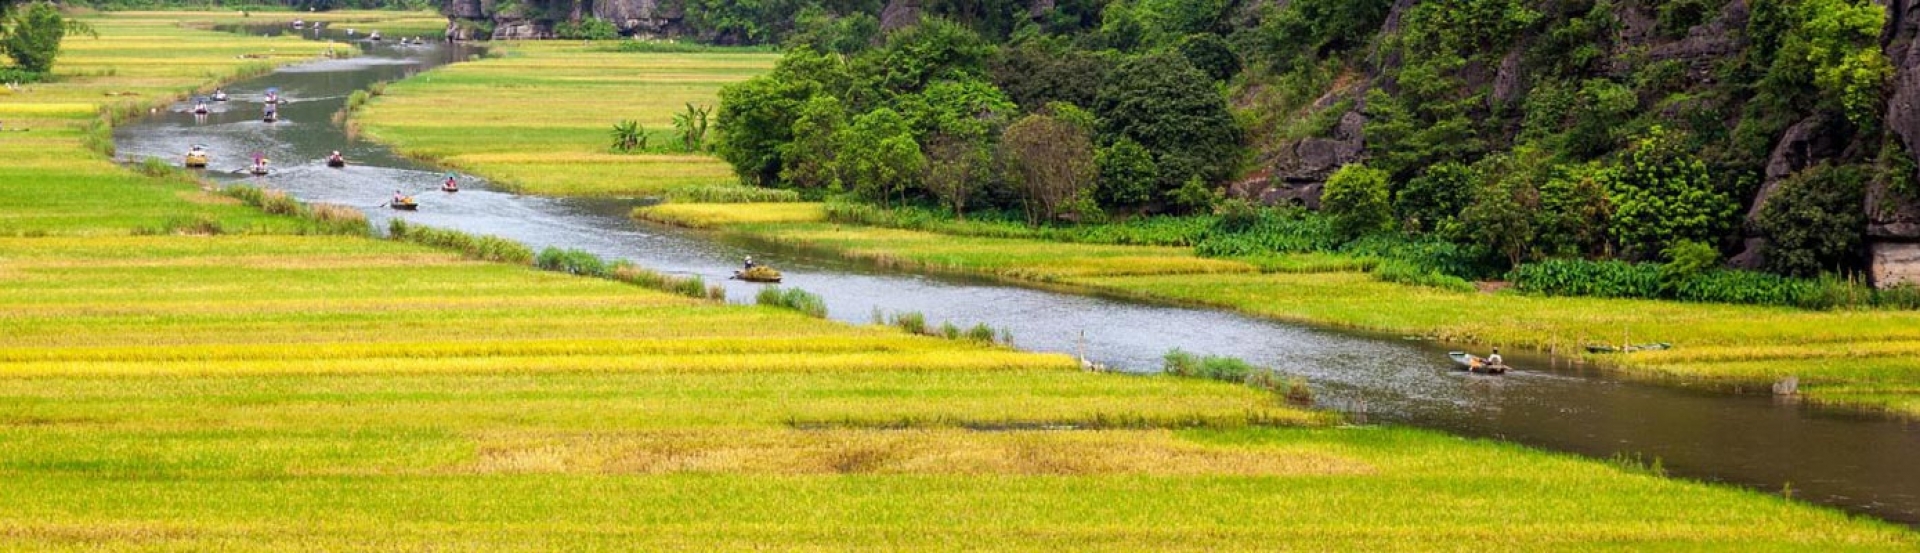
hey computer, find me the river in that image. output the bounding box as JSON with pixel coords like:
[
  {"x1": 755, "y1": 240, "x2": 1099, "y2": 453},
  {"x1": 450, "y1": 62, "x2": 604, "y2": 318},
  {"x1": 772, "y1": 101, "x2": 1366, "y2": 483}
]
[{"x1": 112, "y1": 26, "x2": 1920, "y2": 525}]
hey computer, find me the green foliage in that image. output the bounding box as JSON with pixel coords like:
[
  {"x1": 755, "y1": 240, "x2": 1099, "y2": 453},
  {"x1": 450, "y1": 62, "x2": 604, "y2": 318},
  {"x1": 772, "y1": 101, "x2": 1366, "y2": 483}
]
[
  {"x1": 1660, "y1": 240, "x2": 1720, "y2": 290},
  {"x1": 386, "y1": 219, "x2": 533, "y2": 265},
  {"x1": 1759, "y1": 163, "x2": 1868, "y2": 278},
  {"x1": 1095, "y1": 52, "x2": 1240, "y2": 192},
  {"x1": 1095, "y1": 138, "x2": 1157, "y2": 209},
  {"x1": 1785, "y1": 0, "x2": 1891, "y2": 126},
  {"x1": 1534, "y1": 162, "x2": 1612, "y2": 258},
  {"x1": 1000, "y1": 112, "x2": 1097, "y2": 224},
  {"x1": 1461, "y1": 153, "x2": 1542, "y2": 268},
  {"x1": 779, "y1": 95, "x2": 848, "y2": 190},
  {"x1": 1655, "y1": 0, "x2": 1714, "y2": 37},
  {"x1": 554, "y1": 17, "x2": 619, "y2": 40},
  {"x1": 1511, "y1": 259, "x2": 1663, "y2": 299},
  {"x1": 837, "y1": 107, "x2": 924, "y2": 206},
  {"x1": 610, "y1": 120, "x2": 647, "y2": 152},
  {"x1": 535, "y1": 247, "x2": 610, "y2": 276},
  {"x1": 755, "y1": 286, "x2": 830, "y2": 318},
  {"x1": 1239, "y1": 0, "x2": 1391, "y2": 73},
  {"x1": 1161, "y1": 348, "x2": 1259, "y2": 383},
  {"x1": 788, "y1": 5, "x2": 879, "y2": 55},
  {"x1": 2, "y1": 2, "x2": 77, "y2": 74},
  {"x1": 823, "y1": 201, "x2": 1214, "y2": 246},
  {"x1": 855, "y1": 17, "x2": 993, "y2": 96},
  {"x1": 899, "y1": 77, "x2": 1016, "y2": 143},
  {"x1": 716, "y1": 70, "x2": 816, "y2": 186},
  {"x1": 1176, "y1": 33, "x2": 1239, "y2": 82},
  {"x1": 1512, "y1": 258, "x2": 1883, "y2": 310},
  {"x1": 671, "y1": 103, "x2": 713, "y2": 153},
  {"x1": 1193, "y1": 206, "x2": 1339, "y2": 257},
  {"x1": 1373, "y1": 258, "x2": 1476, "y2": 292},
  {"x1": 989, "y1": 36, "x2": 1110, "y2": 111},
  {"x1": 1394, "y1": 161, "x2": 1474, "y2": 235},
  {"x1": 1602, "y1": 127, "x2": 1732, "y2": 260},
  {"x1": 1320, "y1": 164, "x2": 1393, "y2": 240}
]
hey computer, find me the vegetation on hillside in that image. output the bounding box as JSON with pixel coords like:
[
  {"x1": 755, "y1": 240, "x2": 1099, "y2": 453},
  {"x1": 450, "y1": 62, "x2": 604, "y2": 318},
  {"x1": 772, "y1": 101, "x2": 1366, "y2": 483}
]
[{"x1": 685, "y1": 0, "x2": 1920, "y2": 307}]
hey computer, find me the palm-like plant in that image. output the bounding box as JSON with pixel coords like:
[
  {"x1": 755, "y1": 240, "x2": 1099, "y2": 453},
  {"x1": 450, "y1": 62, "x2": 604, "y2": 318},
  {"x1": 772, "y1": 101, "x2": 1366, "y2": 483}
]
[
  {"x1": 610, "y1": 119, "x2": 646, "y2": 152},
  {"x1": 671, "y1": 103, "x2": 711, "y2": 152}
]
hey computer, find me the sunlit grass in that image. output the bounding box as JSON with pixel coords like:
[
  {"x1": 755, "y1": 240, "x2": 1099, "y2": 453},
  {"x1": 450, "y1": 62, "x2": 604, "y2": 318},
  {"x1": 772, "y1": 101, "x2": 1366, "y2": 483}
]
[
  {"x1": 635, "y1": 202, "x2": 828, "y2": 228},
  {"x1": 2, "y1": 14, "x2": 1912, "y2": 548},
  {"x1": 356, "y1": 42, "x2": 776, "y2": 197}
]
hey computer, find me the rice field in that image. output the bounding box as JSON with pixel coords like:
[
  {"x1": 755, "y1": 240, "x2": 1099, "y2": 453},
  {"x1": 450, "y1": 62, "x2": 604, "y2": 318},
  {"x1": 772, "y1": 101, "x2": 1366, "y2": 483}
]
[
  {"x1": 8, "y1": 12, "x2": 1912, "y2": 549},
  {"x1": 354, "y1": 41, "x2": 775, "y2": 197},
  {"x1": 629, "y1": 203, "x2": 1920, "y2": 415}
]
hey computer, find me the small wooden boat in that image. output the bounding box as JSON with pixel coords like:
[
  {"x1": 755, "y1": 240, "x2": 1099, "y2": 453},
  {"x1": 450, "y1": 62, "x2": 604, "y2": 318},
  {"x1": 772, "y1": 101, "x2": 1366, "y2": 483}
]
[
  {"x1": 326, "y1": 157, "x2": 346, "y2": 168},
  {"x1": 441, "y1": 184, "x2": 459, "y2": 192},
  {"x1": 1448, "y1": 351, "x2": 1509, "y2": 374},
  {"x1": 192, "y1": 105, "x2": 209, "y2": 114},
  {"x1": 732, "y1": 266, "x2": 783, "y2": 283},
  {"x1": 1585, "y1": 342, "x2": 1672, "y2": 354},
  {"x1": 248, "y1": 166, "x2": 269, "y2": 176},
  {"x1": 263, "y1": 113, "x2": 278, "y2": 123},
  {"x1": 212, "y1": 91, "x2": 229, "y2": 102},
  {"x1": 390, "y1": 199, "x2": 418, "y2": 211},
  {"x1": 184, "y1": 145, "x2": 210, "y2": 168}
]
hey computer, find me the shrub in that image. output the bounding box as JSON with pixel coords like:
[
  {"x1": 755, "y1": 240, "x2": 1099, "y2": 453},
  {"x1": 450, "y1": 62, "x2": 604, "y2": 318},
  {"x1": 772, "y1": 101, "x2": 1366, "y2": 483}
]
[
  {"x1": 889, "y1": 311, "x2": 928, "y2": 335},
  {"x1": 609, "y1": 261, "x2": 711, "y2": 299},
  {"x1": 755, "y1": 286, "x2": 829, "y2": 318},
  {"x1": 1321, "y1": 163, "x2": 1395, "y2": 240},
  {"x1": 1194, "y1": 206, "x2": 1339, "y2": 257},
  {"x1": 1373, "y1": 259, "x2": 1476, "y2": 293},
  {"x1": 966, "y1": 323, "x2": 996, "y2": 343},
  {"x1": 387, "y1": 219, "x2": 533, "y2": 264},
  {"x1": 1758, "y1": 164, "x2": 1868, "y2": 278},
  {"x1": 1511, "y1": 259, "x2": 1663, "y2": 299},
  {"x1": 536, "y1": 247, "x2": 610, "y2": 276}
]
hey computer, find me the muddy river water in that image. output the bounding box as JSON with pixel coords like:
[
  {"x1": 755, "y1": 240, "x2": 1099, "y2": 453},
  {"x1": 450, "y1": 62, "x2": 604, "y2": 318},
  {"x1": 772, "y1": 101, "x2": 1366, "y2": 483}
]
[{"x1": 113, "y1": 27, "x2": 1920, "y2": 524}]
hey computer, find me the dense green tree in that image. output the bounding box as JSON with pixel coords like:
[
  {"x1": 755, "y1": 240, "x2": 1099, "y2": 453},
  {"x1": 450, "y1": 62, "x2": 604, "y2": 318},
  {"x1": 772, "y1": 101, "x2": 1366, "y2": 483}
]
[
  {"x1": 1095, "y1": 138, "x2": 1157, "y2": 209},
  {"x1": 989, "y1": 36, "x2": 1111, "y2": 111},
  {"x1": 1001, "y1": 112, "x2": 1097, "y2": 224},
  {"x1": 897, "y1": 78, "x2": 1016, "y2": 143},
  {"x1": 1461, "y1": 154, "x2": 1541, "y2": 268},
  {"x1": 923, "y1": 131, "x2": 991, "y2": 219},
  {"x1": 1321, "y1": 164, "x2": 1394, "y2": 240},
  {"x1": 1394, "y1": 161, "x2": 1475, "y2": 235},
  {"x1": 779, "y1": 95, "x2": 849, "y2": 190},
  {"x1": 2, "y1": 1, "x2": 86, "y2": 76},
  {"x1": 854, "y1": 17, "x2": 993, "y2": 97},
  {"x1": 1603, "y1": 127, "x2": 1734, "y2": 260},
  {"x1": 1176, "y1": 33, "x2": 1239, "y2": 82},
  {"x1": 1535, "y1": 162, "x2": 1612, "y2": 258},
  {"x1": 1094, "y1": 52, "x2": 1239, "y2": 194},
  {"x1": 715, "y1": 75, "x2": 817, "y2": 187},
  {"x1": 1759, "y1": 163, "x2": 1868, "y2": 277},
  {"x1": 789, "y1": 6, "x2": 879, "y2": 55},
  {"x1": 837, "y1": 108, "x2": 924, "y2": 206},
  {"x1": 1239, "y1": 0, "x2": 1391, "y2": 72}
]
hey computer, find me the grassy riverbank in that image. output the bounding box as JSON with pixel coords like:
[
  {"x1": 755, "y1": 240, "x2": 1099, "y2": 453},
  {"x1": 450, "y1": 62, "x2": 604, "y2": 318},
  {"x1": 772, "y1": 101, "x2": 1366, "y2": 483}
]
[
  {"x1": 635, "y1": 203, "x2": 1920, "y2": 415},
  {"x1": 15, "y1": 16, "x2": 1873, "y2": 547},
  {"x1": 356, "y1": 41, "x2": 775, "y2": 197}
]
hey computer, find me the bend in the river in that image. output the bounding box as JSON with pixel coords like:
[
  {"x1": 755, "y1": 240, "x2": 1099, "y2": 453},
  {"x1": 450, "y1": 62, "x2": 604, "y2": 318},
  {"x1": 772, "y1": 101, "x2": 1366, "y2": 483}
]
[{"x1": 112, "y1": 27, "x2": 1920, "y2": 526}]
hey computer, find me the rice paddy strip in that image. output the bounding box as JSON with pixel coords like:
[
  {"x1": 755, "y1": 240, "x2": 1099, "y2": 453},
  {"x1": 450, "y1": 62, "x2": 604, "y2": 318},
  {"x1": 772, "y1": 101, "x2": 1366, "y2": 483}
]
[
  {"x1": 354, "y1": 41, "x2": 776, "y2": 197},
  {"x1": 2, "y1": 12, "x2": 1910, "y2": 548},
  {"x1": 627, "y1": 201, "x2": 1920, "y2": 414}
]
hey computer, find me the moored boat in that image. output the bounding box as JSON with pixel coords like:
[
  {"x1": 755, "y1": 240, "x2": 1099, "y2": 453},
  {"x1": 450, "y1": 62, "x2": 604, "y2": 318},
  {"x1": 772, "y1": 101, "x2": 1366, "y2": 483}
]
[
  {"x1": 183, "y1": 145, "x2": 210, "y2": 168},
  {"x1": 732, "y1": 266, "x2": 783, "y2": 283},
  {"x1": 1448, "y1": 351, "x2": 1509, "y2": 374},
  {"x1": 390, "y1": 199, "x2": 418, "y2": 211}
]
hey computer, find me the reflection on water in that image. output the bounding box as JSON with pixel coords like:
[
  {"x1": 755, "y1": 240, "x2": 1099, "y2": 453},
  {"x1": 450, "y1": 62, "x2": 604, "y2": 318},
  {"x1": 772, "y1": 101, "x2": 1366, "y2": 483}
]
[{"x1": 113, "y1": 29, "x2": 1920, "y2": 525}]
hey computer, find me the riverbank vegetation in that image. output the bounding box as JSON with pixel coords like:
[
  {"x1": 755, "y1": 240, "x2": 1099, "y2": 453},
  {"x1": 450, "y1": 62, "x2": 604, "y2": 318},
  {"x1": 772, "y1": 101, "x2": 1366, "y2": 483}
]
[{"x1": 5, "y1": 12, "x2": 1917, "y2": 548}]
